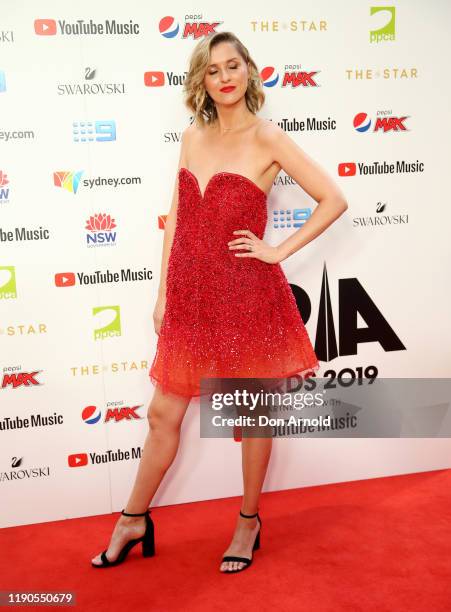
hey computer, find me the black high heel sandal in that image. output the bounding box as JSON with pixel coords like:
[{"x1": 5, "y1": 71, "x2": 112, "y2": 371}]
[
  {"x1": 91, "y1": 508, "x2": 155, "y2": 568},
  {"x1": 220, "y1": 510, "x2": 262, "y2": 573}
]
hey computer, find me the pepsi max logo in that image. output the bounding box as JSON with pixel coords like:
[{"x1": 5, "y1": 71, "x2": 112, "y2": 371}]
[
  {"x1": 158, "y1": 16, "x2": 222, "y2": 39},
  {"x1": 261, "y1": 66, "x2": 279, "y2": 87}
]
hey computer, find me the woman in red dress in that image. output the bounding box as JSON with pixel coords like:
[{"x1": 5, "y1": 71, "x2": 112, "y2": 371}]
[{"x1": 92, "y1": 31, "x2": 348, "y2": 573}]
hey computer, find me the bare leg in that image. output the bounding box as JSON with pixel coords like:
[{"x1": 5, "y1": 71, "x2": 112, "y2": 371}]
[
  {"x1": 91, "y1": 384, "x2": 191, "y2": 565},
  {"x1": 219, "y1": 436, "x2": 272, "y2": 572}
]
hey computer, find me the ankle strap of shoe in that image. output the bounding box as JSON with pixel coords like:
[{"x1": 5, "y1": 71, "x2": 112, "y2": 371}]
[
  {"x1": 239, "y1": 510, "x2": 259, "y2": 518},
  {"x1": 121, "y1": 508, "x2": 150, "y2": 516}
]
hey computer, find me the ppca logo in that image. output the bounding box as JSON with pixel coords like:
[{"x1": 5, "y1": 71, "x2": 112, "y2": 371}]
[
  {"x1": 0, "y1": 266, "x2": 17, "y2": 299},
  {"x1": 370, "y1": 6, "x2": 395, "y2": 43},
  {"x1": 93, "y1": 305, "x2": 121, "y2": 340}
]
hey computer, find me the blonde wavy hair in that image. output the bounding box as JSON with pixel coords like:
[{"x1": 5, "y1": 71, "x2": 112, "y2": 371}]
[{"x1": 183, "y1": 31, "x2": 265, "y2": 127}]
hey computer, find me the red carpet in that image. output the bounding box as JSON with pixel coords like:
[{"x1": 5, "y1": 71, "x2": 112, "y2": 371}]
[{"x1": 2, "y1": 469, "x2": 451, "y2": 611}]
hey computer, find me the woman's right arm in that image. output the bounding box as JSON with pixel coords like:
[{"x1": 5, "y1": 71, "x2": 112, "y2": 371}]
[{"x1": 153, "y1": 126, "x2": 191, "y2": 335}]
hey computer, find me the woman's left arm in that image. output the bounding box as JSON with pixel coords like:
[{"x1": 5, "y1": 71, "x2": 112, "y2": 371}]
[
  {"x1": 229, "y1": 122, "x2": 348, "y2": 263},
  {"x1": 266, "y1": 122, "x2": 348, "y2": 262}
]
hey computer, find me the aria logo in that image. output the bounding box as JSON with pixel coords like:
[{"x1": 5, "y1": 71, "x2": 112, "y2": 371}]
[
  {"x1": 93, "y1": 305, "x2": 121, "y2": 340},
  {"x1": 291, "y1": 263, "x2": 406, "y2": 364}
]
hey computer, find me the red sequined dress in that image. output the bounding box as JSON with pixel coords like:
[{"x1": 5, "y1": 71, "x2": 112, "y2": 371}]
[{"x1": 149, "y1": 166, "x2": 320, "y2": 398}]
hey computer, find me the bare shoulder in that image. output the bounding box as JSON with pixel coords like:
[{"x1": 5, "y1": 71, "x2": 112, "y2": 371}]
[
  {"x1": 181, "y1": 122, "x2": 205, "y2": 155},
  {"x1": 183, "y1": 121, "x2": 205, "y2": 140},
  {"x1": 254, "y1": 118, "x2": 285, "y2": 173},
  {"x1": 255, "y1": 117, "x2": 285, "y2": 144},
  {"x1": 179, "y1": 124, "x2": 200, "y2": 168},
  {"x1": 182, "y1": 122, "x2": 196, "y2": 142}
]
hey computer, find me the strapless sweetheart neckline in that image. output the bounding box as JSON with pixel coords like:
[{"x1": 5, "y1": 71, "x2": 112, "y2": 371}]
[
  {"x1": 150, "y1": 163, "x2": 320, "y2": 397},
  {"x1": 179, "y1": 166, "x2": 268, "y2": 200}
]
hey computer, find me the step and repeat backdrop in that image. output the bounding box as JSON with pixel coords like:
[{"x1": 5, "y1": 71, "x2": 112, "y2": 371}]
[{"x1": 1, "y1": 1, "x2": 451, "y2": 527}]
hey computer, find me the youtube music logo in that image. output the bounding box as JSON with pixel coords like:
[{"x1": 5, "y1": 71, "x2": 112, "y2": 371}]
[
  {"x1": 339, "y1": 159, "x2": 424, "y2": 177},
  {"x1": 34, "y1": 19, "x2": 57, "y2": 35},
  {"x1": 55, "y1": 272, "x2": 75, "y2": 287},
  {"x1": 144, "y1": 72, "x2": 165, "y2": 87},
  {"x1": 68, "y1": 453, "x2": 88, "y2": 467},
  {"x1": 338, "y1": 162, "x2": 356, "y2": 177}
]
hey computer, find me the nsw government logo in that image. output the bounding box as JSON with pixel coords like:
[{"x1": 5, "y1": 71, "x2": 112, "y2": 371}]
[
  {"x1": 85, "y1": 213, "x2": 117, "y2": 248},
  {"x1": 0, "y1": 170, "x2": 10, "y2": 203}
]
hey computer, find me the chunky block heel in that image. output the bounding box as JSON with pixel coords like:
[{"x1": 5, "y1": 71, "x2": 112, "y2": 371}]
[
  {"x1": 221, "y1": 510, "x2": 262, "y2": 573},
  {"x1": 253, "y1": 529, "x2": 260, "y2": 551},
  {"x1": 141, "y1": 520, "x2": 155, "y2": 557},
  {"x1": 91, "y1": 508, "x2": 155, "y2": 568}
]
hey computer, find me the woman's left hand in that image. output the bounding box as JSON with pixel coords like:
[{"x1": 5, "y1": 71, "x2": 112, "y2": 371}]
[{"x1": 228, "y1": 229, "x2": 282, "y2": 264}]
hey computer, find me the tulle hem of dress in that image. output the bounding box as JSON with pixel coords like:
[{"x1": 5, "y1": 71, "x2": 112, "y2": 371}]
[{"x1": 148, "y1": 361, "x2": 321, "y2": 400}]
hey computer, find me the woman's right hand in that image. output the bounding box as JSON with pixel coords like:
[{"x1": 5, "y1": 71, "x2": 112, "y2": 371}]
[{"x1": 153, "y1": 293, "x2": 166, "y2": 335}]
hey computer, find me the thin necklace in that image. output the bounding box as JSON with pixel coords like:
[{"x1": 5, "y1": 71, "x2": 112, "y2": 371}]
[{"x1": 218, "y1": 117, "x2": 256, "y2": 135}]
